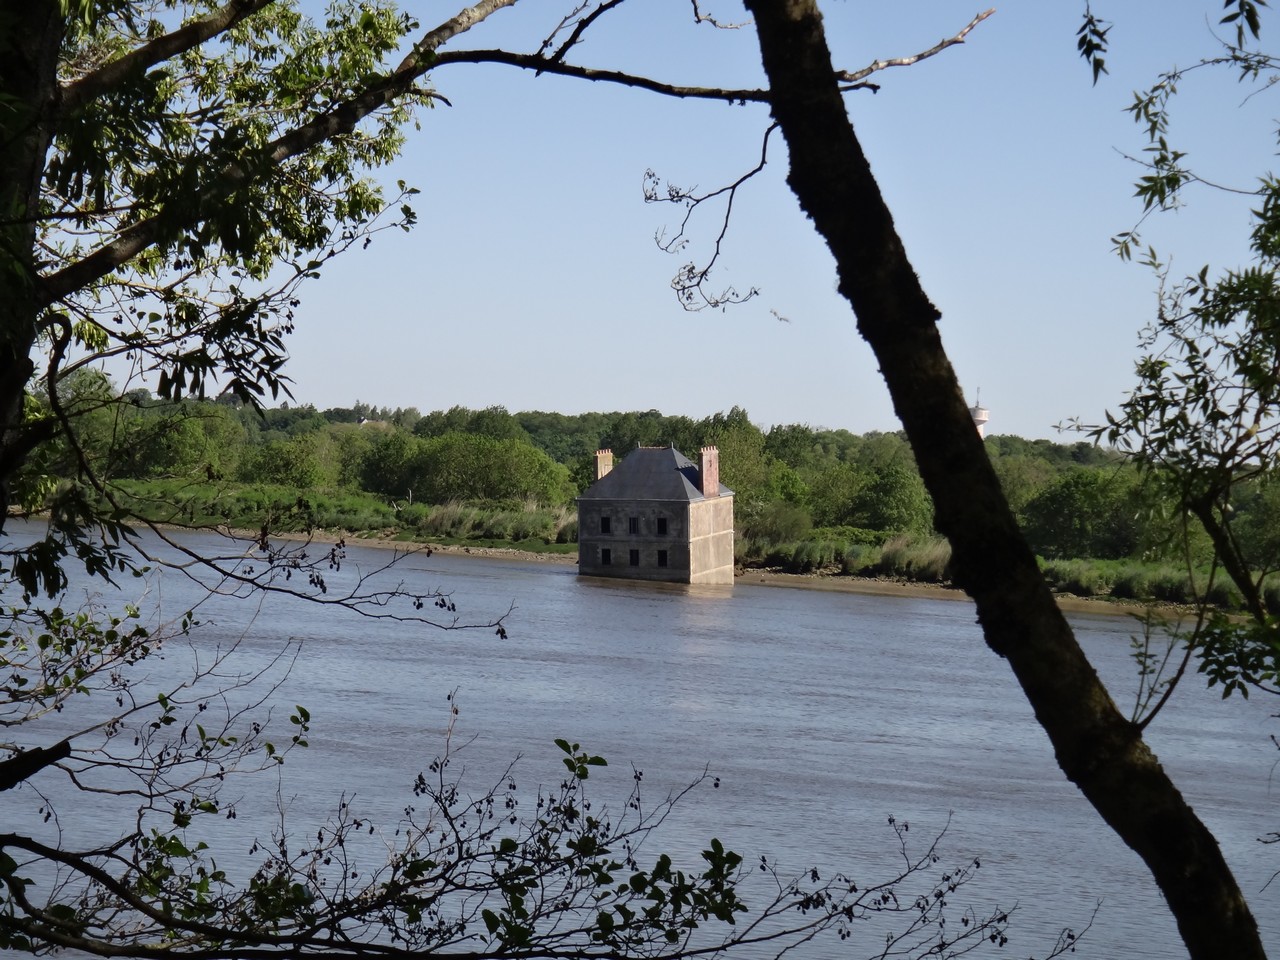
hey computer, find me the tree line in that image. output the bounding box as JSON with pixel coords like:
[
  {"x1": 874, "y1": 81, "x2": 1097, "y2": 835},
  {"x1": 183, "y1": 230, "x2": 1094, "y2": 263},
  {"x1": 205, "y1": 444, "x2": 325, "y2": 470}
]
[{"x1": 34, "y1": 374, "x2": 1280, "y2": 605}]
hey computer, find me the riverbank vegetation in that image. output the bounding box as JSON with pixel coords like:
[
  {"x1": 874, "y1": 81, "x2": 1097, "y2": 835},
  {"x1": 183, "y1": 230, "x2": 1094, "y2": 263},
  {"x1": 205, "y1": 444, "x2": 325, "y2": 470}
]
[{"x1": 30, "y1": 377, "x2": 1280, "y2": 611}]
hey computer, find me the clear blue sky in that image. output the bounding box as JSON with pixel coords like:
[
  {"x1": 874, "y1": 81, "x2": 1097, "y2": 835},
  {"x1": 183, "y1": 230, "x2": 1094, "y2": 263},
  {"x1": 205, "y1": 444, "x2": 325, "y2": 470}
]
[{"x1": 279, "y1": 1, "x2": 1271, "y2": 439}]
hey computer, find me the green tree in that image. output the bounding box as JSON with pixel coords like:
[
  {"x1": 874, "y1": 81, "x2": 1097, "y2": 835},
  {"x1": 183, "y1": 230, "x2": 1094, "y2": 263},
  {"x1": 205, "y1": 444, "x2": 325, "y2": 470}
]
[
  {"x1": 413, "y1": 433, "x2": 571, "y2": 505},
  {"x1": 746, "y1": 499, "x2": 812, "y2": 543},
  {"x1": 1020, "y1": 469, "x2": 1140, "y2": 560},
  {"x1": 359, "y1": 429, "x2": 420, "y2": 498},
  {"x1": 515, "y1": 409, "x2": 613, "y2": 465},
  {"x1": 260, "y1": 404, "x2": 328, "y2": 438},
  {"x1": 852, "y1": 462, "x2": 933, "y2": 535},
  {"x1": 846, "y1": 430, "x2": 915, "y2": 474},
  {"x1": 697, "y1": 411, "x2": 774, "y2": 526},
  {"x1": 118, "y1": 401, "x2": 248, "y2": 480},
  {"x1": 805, "y1": 460, "x2": 869, "y2": 528},
  {"x1": 388, "y1": 406, "x2": 422, "y2": 433},
  {"x1": 987, "y1": 451, "x2": 1056, "y2": 517},
  {"x1": 600, "y1": 409, "x2": 671, "y2": 452},
  {"x1": 810, "y1": 427, "x2": 864, "y2": 464},
  {"x1": 467, "y1": 405, "x2": 532, "y2": 443},
  {"x1": 18, "y1": 369, "x2": 118, "y2": 491},
  {"x1": 413, "y1": 404, "x2": 474, "y2": 439},
  {"x1": 322, "y1": 406, "x2": 361, "y2": 424},
  {"x1": 325, "y1": 422, "x2": 379, "y2": 489},
  {"x1": 240, "y1": 433, "x2": 336, "y2": 490},
  {"x1": 763, "y1": 422, "x2": 820, "y2": 468},
  {"x1": 1232, "y1": 475, "x2": 1280, "y2": 575}
]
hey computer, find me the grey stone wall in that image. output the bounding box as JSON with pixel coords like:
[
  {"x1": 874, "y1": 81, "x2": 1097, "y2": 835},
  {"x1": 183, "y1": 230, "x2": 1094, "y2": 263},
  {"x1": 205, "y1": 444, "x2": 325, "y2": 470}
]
[{"x1": 577, "y1": 500, "x2": 696, "y2": 582}]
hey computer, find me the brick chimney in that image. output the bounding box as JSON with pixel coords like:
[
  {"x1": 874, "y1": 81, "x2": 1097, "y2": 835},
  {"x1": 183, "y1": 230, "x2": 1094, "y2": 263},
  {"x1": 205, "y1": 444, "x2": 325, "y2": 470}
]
[
  {"x1": 699, "y1": 446, "x2": 720, "y2": 497},
  {"x1": 594, "y1": 449, "x2": 614, "y2": 480}
]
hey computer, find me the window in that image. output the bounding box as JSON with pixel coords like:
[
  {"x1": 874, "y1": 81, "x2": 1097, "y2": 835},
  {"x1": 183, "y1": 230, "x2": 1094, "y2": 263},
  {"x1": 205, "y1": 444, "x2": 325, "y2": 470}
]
[
  {"x1": 629, "y1": 549, "x2": 640, "y2": 566},
  {"x1": 600, "y1": 516, "x2": 611, "y2": 534},
  {"x1": 601, "y1": 548, "x2": 611, "y2": 566},
  {"x1": 628, "y1": 516, "x2": 640, "y2": 535},
  {"x1": 657, "y1": 549, "x2": 668, "y2": 568},
  {"x1": 656, "y1": 517, "x2": 668, "y2": 535}
]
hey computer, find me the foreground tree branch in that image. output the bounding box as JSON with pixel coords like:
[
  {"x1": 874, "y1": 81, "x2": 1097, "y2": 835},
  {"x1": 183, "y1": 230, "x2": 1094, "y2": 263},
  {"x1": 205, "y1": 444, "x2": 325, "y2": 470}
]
[
  {"x1": 1, "y1": 707, "x2": 1026, "y2": 958},
  {"x1": 741, "y1": 1, "x2": 1264, "y2": 958}
]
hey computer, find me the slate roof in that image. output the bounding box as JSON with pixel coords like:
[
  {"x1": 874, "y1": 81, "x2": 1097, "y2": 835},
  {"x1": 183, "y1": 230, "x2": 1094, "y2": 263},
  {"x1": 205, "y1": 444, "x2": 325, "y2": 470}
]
[{"x1": 578, "y1": 447, "x2": 732, "y2": 501}]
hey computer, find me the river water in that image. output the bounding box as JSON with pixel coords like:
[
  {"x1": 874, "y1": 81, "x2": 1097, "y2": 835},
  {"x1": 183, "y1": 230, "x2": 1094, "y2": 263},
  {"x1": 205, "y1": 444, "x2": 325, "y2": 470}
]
[{"x1": 5, "y1": 522, "x2": 1278, "y2": 958}]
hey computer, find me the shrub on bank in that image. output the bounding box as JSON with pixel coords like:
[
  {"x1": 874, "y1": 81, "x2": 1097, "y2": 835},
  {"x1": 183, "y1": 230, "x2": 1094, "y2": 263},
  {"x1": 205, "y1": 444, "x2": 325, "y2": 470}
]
[
  {"x1": 1146, "y1": 568, "x2": 1191, "y2": 605},
  {"x1": 1037, "y1": 557, "x2": 1259, "y2": 612},
  {"x1": 875, "y1": 535, "x2": 951, "y2": 582},
  {"x1": 397, "y1": 503, "x2": 430, "y2": 527},
  {"x1": 734, "y1": 534, "x2": 940, "y2": 578},
  {"x1": 418, "y1": 501, "x2": 474, "y2": 538},
  {"x1": 1041, "y1": 559, "x2": 1112, "y2": 597},
  {"x1": 1203, "y1": 578, "x2": 1244, "y2": 611},
  {"x1": 389, "y1": 499, "x2": 572, "y2": 544},
  {"x1": 791, "y1": 540, "x2": 839, "y2": 573},
  {"x1": 839, "y1": 543, "x2": 877, "y2": 575}
]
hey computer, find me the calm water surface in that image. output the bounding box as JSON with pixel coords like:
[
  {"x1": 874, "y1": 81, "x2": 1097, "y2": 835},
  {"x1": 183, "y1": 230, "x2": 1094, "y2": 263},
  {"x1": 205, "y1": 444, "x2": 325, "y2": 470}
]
[{"x1": 6, "y1": 523, "x2": 1278, "y2": 958}]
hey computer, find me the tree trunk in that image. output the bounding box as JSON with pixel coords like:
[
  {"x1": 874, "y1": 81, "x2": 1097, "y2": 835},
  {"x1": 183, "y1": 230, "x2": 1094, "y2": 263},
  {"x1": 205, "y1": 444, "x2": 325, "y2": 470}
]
[
  {"x1": 0, "y1": 0, "x2": 64, "y2": 518},
  {"x1": 741, "y1": 2, "x2": 1264, "y2": 956}
]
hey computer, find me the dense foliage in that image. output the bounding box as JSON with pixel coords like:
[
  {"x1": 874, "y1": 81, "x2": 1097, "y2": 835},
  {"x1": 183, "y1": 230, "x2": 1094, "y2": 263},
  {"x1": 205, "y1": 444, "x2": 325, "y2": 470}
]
[{"x1": 41, "y1": 384, "x2": 1280, "y2": 607}]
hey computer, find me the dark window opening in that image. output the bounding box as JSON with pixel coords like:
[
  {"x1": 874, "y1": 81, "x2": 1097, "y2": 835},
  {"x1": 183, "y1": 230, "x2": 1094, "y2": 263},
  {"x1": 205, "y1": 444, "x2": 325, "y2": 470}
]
[
  {"x1": 628, "y1": 516, "x2": 640, "y2": 535},
  {"x1": 600, "y1": 516, "x2": 611, "y2": 534},
  {"x1": 601, "y1": 548, "x2": 612, "y2": 566},
  {"x1": 657, "y1": 550, "x2": 668, "y2": 568},
  {"x1": 629, "y1": 549, "x2": 640, "y2": 566},
  {"x1": 656, "y1": 517, "x2": 668, "y2": 535}
]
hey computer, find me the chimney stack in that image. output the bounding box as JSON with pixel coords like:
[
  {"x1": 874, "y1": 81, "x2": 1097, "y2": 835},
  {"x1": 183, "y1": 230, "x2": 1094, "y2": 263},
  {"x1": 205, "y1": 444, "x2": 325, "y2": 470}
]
[
  {"x1": 699, "y1": 446, "x2": 720, "y2": 497},
  {"x1": 595, "y1": 449, "x2": 614, "y2": 480}
]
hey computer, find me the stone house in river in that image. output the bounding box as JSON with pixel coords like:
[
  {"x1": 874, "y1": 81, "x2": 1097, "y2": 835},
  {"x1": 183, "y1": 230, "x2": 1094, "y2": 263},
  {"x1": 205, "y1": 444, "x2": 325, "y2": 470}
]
[{"x1": 576, "y1": 446, "x2": 734, "y2": 585}]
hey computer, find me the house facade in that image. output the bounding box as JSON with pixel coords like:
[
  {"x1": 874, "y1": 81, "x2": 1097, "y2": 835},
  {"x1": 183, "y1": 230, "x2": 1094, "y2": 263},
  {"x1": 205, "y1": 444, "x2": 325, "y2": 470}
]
[{"x1": 576, "y1": 446, "x2": 735, "y2": 585}]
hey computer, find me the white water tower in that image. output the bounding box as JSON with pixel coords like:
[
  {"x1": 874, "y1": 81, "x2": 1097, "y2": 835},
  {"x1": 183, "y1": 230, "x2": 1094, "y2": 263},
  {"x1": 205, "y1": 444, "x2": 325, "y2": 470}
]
[{"x1": 969, "y1": 391, "x2": 990, "y2": 438}]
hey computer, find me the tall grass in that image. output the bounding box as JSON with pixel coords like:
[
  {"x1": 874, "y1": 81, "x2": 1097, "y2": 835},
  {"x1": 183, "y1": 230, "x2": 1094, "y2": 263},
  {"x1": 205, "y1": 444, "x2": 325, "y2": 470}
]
[
  {"x1": 111, "y1": 480, "x2": 398, "y2": 532},
  {"x1": 1038, "y1": 557, "x2": 1255, "y2": 611},
  {"x1": 734, "y1": 533, "x2": 951, "y2": 580},
  {"x1": 395, "y1": 500, "x2": 576, "y2": 545},
  {"x1": 737, "y1": 527, "x2": 1261, "y2": 612},
  {"x1": 875, "y1": 535, "x2": 951, "y2": 582},
  {"x1": 108, "y1": 482, "x2": 580, "y2": 546}
]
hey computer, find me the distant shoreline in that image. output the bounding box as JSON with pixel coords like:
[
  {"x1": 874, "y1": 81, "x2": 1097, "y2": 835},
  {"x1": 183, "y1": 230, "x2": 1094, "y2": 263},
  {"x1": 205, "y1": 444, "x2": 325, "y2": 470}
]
[
  {"x1": 278, "y1": 527, "x2": 1151, "y2": 618},
  {"x1": 12, "y1": 513, "x2": 1157, "y2": 619}
]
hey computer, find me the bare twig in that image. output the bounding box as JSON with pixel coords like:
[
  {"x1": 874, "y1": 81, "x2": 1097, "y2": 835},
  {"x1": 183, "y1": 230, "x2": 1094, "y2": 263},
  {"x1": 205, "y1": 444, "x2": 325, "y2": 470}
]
[
  {"x1": 837, "y1": 9, "x2": 995, "y2": 92},
  {"x1": 539, "y1": 0, "x2": 628, "y2": 66},
  {"x1": 645, "y1": 123, "x2": 779, "y2": 310},
  {"x1": 690, "y1": 1, "x2": 749, "y2": 29}
]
